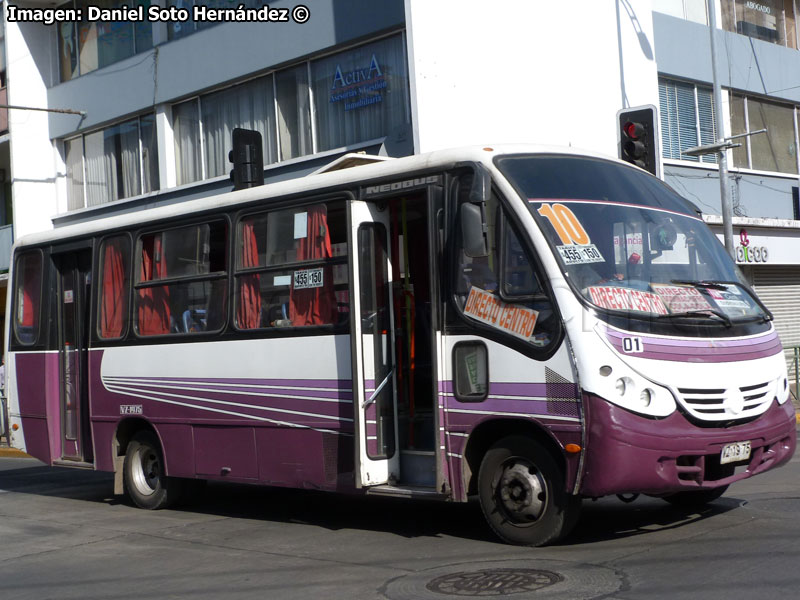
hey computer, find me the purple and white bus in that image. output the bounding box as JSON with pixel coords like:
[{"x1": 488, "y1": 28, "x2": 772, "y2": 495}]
[{"x1": 5, "y1": 145, "x2": 796, "y2": 546}]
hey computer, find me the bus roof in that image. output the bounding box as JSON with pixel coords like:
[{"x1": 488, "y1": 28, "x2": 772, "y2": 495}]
[{"x1": 13, "y1": 143, "x2": 620, "y2": 249}]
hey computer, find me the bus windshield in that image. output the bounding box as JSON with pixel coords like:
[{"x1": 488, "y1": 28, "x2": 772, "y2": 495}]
[{"x1": 496, "y1": 154, "x2": 770, "y2": 325}]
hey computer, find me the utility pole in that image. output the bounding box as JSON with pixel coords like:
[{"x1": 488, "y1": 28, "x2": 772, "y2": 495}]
[
  {"x1": 683, "y1": 0, "x2": 764, "y2": 259},
  {"x1": 708, "y1": 0, "x2": 734, "y2": 259}
]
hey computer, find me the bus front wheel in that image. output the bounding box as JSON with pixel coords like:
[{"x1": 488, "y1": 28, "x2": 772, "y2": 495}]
[
  {"x1": 123, "y1": 431, "x2": 183, "y2": 510},
  {"x1": 478, "y1": 435, "x2": 580, "y2": 546}
]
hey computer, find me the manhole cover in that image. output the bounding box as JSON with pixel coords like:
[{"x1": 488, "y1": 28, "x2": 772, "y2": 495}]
[
  {"x1": 382, "y1": 559, "x2": 622, "y2": 600},
  {"x1": 426, "y1": 569, "x2": 563, "y2": 596}
]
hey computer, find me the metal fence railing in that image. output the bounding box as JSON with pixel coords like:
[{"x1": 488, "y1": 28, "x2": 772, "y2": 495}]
[
  {"x1": 0, "y1": 394, "x2": 7, "y2": 446},
  {"x1": 793, "y1": 346, "x2": 800, "y2": 403}
]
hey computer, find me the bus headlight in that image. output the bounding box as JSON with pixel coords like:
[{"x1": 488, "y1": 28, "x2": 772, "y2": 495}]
[
  {"x1": 592, "y1": 367, "x2": 676, "y2": 417},
  {"x1": 640, "y1": 388, "x2": 653, "y2": 407}
]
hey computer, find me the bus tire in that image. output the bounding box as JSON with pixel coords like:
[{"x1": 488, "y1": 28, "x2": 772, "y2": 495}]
[
  {"x1": 478, "y1": 435, "x2": 580, "y2": 546},
  {"x1": 123, "y1": 431, "x2": 183, "y2": 510},
  {"x1": 663, "y1": 485, "x2": 728, "y2": 508}
]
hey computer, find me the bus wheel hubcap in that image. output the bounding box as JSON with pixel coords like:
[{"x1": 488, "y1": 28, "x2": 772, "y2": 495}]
[
  {"x1": 133, "y1": 449, "x2": 159, "y2": 496},
  {"x1": 498, "y1": 461, "x2": 546, "y2": 522}
]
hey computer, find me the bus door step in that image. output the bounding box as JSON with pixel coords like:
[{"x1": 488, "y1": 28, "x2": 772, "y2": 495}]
[
  {"x1": 52, "y1": 459, "x2": 95, "y2": 470},
  {"x1": 400, "y1": 449, "x2": 436, "y2": 487},
  {"x1": 365, "y1": 484, "x2": 445, "y2": 499}
]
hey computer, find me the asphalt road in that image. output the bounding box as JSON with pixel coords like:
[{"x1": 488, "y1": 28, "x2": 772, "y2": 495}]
[{"x1": 1, "y1": 440, "x2": 799, "y2": 600}]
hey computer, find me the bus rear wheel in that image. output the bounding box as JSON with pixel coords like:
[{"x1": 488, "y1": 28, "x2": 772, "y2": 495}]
[
  {"x1": 478, "y1": 435, "x2": 580, "y2": 546},
  {"x1": 123, "y1": 431, "x2": 183, "y2": 510}
]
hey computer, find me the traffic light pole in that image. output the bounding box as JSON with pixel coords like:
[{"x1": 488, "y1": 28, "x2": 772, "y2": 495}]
[{"x1": 708, "y1": 0, "x2": 735, "y2": 259}]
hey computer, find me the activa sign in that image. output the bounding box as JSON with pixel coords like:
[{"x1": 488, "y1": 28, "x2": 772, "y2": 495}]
[
  {"x1": 331, "y1": 54, "x2": 383, "y2": 89},
  {"x1": 330, "y1": 54, "x2": 387, "y2": 111}
]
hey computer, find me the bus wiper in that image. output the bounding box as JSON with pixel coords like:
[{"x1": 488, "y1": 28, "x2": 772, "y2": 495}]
[
  {"x1": 655, "y1": 309, "x2": 732, "y2": 327},
  {"x1": 670, "y1": 279, "x2": 729, "y2": 291}
]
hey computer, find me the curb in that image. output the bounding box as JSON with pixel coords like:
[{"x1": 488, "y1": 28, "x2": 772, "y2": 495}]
[{"x1": 0, "y1": 447, "x2": 31, "y2": 458}]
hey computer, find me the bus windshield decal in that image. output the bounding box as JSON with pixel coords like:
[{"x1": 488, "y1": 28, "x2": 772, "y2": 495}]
[
  {"x1": 650, "y1": 284, "x2": 712, "y2": 313},
  {"x1": 529, "y1": 198, "x2": 702, "y2": 221},
  {"x1": 587, "y1": 286, "x2": 668, "y2": 315},
  {"x1": 556, "y1": 244, "x2": 605, "y2": 265}
]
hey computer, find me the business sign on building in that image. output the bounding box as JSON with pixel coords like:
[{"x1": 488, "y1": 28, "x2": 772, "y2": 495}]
[
  {"x1": 310, "y1": 34, "x2": 410, "y2": 152},
  {"x1": 735, "y1": 229, "x2": 769, "y2": 263},
  {"x1": 329, "y1": 54, "x2": 387, "y2": 112},
  {"x1": 709, "y1": 222, "x2": 800, "y2": 265}
]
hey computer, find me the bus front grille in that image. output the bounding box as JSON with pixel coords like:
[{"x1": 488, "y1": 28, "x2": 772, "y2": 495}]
[{"x1": 676, "y1": 381, "x2": 774, "y2": 421}]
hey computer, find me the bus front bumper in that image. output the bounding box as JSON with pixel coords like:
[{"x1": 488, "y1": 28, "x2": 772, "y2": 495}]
[{"x1": 578, "y1": 393, "x2": 796, "y2": 498}]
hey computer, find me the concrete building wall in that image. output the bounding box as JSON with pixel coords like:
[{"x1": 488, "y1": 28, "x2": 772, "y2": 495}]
[
  {"x1": 653, "y1": 12, "x2": 800, "y2": 105},
  {"x1": 46, "y1": 0, "x2": 406, "y2": 138},
  {"x1": 405, "y1": 0, "x2": 660, "y2": 158},
  {"x1": 652, "y1": 11, "x2": 800, "y2": 223},
  {"x1": 6, "y1": 19, "x2": 60, "y2": 236}
]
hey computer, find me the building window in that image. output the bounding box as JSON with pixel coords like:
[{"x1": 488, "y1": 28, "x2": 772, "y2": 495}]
[
  {"x1": 653, "y1": 0, "x2": 708, "y2": 24},
  {"x1": 66, "y1": 114, "x2": 160, "y2": 210},
  {"x1": 173, "y1": 77, "x2": 277, "y2": 186},
  {"x1": 166, "y1": 0, "x2": 268, "y2": 40},
  {"x1": 276, "y1": 64, "x2": 313, "y2": 161},
  {"x1": 721, "y1": 0, "x2": 797, "y2": 48},
  {"x1": 311, "y1": 35, "x2": 411, "y2": 152},
  {"x1": 172, "y1": 33, "x2": 410, "y2": 185},
  {"x1": 730, "y1": 94, "x2": 799, "y2": 174},
  {"x1": 658, "y1": 78, "x2": 717, "y2": 164},
  {"x1": 58, "y1": 0, "x2": 154, "y2": 82}
]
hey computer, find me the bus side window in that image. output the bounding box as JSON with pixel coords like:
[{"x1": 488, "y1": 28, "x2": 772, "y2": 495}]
[
  {"x1": 13, "y1": 251, "x2": 43, "y2": 346},
  {"x1": 501, "y1": 221, "x2": 543, "y2": 297},
  {"x1": 134, "y1": 221, "x2": 228, "y2": 337},
  {"x1": 98, "y1": 235, "x2": 131, "y2": 340},
  {"x1": 234, "y1": 202, "x2": 349, "y2": 330},
  {"x1": 454, "y1": 190, "x2": 557, "y2": 350}
]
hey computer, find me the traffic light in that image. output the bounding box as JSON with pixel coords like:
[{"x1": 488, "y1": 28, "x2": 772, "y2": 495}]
[
  {"x1": 617, "y1": 105, "x2": 658, "y2": 177},
  {"x1": 229, "y1": 128, "x2": 264, "y2": 191}
]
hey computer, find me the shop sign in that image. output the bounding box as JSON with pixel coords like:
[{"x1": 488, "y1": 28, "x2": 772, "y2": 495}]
[
  {"x1": 745, "y1": 1, "x2": 772, "y2": 14},
  {"x1": 329, "y1": 54, "x2": 387, "y2": 112},
  {"x1": 735, "y1": 229, "x2": 769, "y2": 263}
]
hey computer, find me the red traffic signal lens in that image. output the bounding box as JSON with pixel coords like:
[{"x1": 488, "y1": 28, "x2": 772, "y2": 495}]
[{"x1": 623, "y1": 121, "x2": 644, "y2": 139}]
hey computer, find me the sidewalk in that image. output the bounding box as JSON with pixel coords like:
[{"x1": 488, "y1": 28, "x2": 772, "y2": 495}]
[{"x1": 0, "y1": 446, "x2": 29, "y2": 458}]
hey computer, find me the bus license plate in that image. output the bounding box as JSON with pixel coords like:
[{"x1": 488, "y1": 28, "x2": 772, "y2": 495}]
[{"x1": 720, "y1": 441, "x2": 751, "y2": 465}]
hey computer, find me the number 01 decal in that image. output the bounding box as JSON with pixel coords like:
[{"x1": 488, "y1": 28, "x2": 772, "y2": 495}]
[
  {"x1": 622, "y1": 337, "x2": 644, "y2": 354},
  {"x1": 537, "y1": 203, "x2": 590, "y2": 245}
]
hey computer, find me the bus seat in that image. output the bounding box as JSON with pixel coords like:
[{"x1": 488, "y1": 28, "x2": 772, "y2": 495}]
[{"x1": 183, "y1": 309, "x2": 207, "y2": 333}]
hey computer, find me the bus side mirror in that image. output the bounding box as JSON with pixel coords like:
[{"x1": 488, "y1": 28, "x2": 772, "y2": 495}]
[
  {"x1": 469, "y1": 166, "x2": 491, "y2": 205},
  {"x1": 461, "y1": 167, "x2": 491, "y2": 257},
  {"x1": 461, "y1": 203, "x2": 488, "y2": 257}
]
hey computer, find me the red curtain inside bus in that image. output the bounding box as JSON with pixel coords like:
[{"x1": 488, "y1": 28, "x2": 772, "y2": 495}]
[
  {"x1": 20, "y1": 255, "x2": 41, "y2": 328},
  {"x1": 237, "y1": 221, "x2": 262, "y2": 329},
  {"x1": 138, "y1": 234, "x2": 171, "y2": 335},
  {"x1": 100, "y1": 238, "x2": 127, "y2": 338},
  {"x1": 289, "y1": 205, "x2": 337, "y2": 326}
]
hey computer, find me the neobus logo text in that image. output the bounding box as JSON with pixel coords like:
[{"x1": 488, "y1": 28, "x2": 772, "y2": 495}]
[{"x1": 364, "y1": 176, "x2": 440, "y2": 196}]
